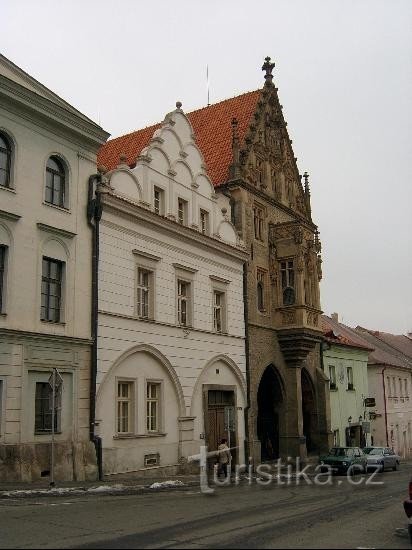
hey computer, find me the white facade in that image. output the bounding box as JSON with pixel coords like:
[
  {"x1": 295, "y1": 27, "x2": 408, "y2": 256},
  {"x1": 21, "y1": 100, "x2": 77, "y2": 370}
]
[
  {"x1": 368, "y1": 365, "x2": 412, "y2": 457},
  {"x1": 96, "y1": 104, "x2": 248, "y2": 475},
  {"x1": 0, "y1": 55, "x2": 109, "y2": 481}
]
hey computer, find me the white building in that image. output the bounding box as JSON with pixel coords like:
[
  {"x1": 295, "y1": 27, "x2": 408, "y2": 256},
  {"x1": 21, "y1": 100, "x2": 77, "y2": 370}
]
[
  {"x1": 0, "y1": 55, "x2": 109, "y2": 481},
  {"x1": 96, "y1": 103, "x2": 248, "y2": 475}
]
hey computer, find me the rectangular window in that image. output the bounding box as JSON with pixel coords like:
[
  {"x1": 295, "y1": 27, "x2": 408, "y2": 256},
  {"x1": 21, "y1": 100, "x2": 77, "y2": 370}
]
[
  {"x1": 392, "y1": 377, "x2": 397, "y2": 397},
  {"x1": 177, "y1": 280, "x2": 190, "y2": 326},
  {"x1": 253, "y1": 205, "x2": 264, "y2": 240},
  {"x1": 213, "y1": 291, "x2": 225, "y2": 333},
  {"x1": 147, "y1": 382, "x2": 160, "y2": 433},
  {"x1": 333, "y1": 429, "x2": 340, "y2": 446},
  {"x1": 405, "y1": 379, "x2": 409, "y2": 398},
  {"x1": 200, "y1": 209, "x2": 209, "y2": 235},
  {"x1": 329, "y1": 365, "x2": 337, "y2": 390},
  {"x1": 41, "y1": 258, "x2": 63, "y2": 323},
  {"x1": 347, "y1": 367, "x2": 354, "y2": 390},
  {"x1": 137, "y1": 268, "x2": 151, "y2": 319},
  {"x1": 117, "y1": 381, "x2": 134, "y2": 434},
  {"x1": 387, "y1": 376, "x2": 391, "y2": 397},
  {"x1": 35, "y1": 382, "x2": 59, "y2": 433},
  {"x1": 178, "y1": 198, "x2": 187, "y2": 225},
  {"x1": 154, "y1": 187, "x2": 164, "y2": 215},
  {"x1": 0, "y1": 245, "x2": 6, "y2": 313}
]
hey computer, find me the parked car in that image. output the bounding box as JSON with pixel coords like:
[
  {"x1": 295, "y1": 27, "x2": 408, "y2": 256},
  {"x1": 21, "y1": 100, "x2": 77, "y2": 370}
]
[
  {"x1": 319, "y1": 447, "x2": 367, "y2": 474},
  {"x1": 363, "y1": 446, "x2": 400, "y2": 472},
  {"x1": 403, "y1": 476, "x2": 412, "y2": 544}
]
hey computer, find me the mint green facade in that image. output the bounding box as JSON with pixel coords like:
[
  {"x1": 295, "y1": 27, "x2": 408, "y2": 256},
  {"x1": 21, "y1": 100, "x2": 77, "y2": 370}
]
[{"x1": 323, "y1": 345, "x2": 370, "y2": 448}]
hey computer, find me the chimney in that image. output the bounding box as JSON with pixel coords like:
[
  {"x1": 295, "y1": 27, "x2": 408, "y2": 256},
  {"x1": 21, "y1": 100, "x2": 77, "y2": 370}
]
[{"x1": 331, "y1": 312, "x2": 339, "y2": 323}]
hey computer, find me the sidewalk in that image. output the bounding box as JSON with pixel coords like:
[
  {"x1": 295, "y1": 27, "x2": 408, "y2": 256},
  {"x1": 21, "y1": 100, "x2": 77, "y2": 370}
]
[{"x1": 0, "y1": 473, "x2": 201, "y2": 499}]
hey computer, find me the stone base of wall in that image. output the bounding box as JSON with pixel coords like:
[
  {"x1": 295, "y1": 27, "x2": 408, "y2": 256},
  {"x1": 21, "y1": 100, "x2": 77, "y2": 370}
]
[{"x1": 0, "y1": 441, "x2": 98, "y2": 483}]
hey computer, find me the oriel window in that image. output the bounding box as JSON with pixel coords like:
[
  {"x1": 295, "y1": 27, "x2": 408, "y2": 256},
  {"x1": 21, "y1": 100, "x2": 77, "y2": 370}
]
[
  {"x1": 280, "y1": 260, "x2": 295, "y2": 306},
  {"x1": 0, "y1": 133, "x2": 11, "y2": 188},
  {"x1": 41, "y1": 258, "x2": 63, "y2": 323},
  {"x1": 46, "y1": 156, "x2": 66, "y2": 208}
]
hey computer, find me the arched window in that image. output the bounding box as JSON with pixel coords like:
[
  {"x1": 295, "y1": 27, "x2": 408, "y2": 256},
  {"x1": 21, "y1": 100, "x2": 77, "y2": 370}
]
[
  {"x1": 46, "y1": 156, "x2": 66, "y2": 207},
  {"x1": 0, "y1": 133, "x2": 12, "y2": 188}
]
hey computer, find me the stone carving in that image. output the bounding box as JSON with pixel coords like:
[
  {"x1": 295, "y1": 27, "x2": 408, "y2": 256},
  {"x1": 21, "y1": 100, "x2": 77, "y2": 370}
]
[
  {"x1": 317, "y1": 255, "x2": 323, "y2": 281},
  {"x1": 282, "y1": 310, "x2": 296, "y2": 325},
  {"x1": 293, "y1": 226, "x2": 303, "y2": 244}
]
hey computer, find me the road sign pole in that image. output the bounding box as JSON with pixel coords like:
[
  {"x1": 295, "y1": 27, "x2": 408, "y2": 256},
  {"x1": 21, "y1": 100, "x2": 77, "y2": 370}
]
[{"x1": 50, "y1": 368, "x2": 56, "y2": 488}]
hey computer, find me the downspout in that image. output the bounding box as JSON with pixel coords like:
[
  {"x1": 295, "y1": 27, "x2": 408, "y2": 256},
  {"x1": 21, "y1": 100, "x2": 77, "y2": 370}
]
[
  {"x1": 242, "y1": 260, "x2": 251, "y2": 464},
  {"x1": 87, "y1": 170, "x2": 104, "y2": 480},
  {"x1": 382, "y1": 366, "x2": 389, "y2": 447}
]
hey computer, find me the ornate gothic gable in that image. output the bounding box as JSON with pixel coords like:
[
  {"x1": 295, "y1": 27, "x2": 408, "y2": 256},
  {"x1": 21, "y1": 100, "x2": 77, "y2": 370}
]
[{"x1": 230, "y1": 58, "x2": 312, "y2": 222}]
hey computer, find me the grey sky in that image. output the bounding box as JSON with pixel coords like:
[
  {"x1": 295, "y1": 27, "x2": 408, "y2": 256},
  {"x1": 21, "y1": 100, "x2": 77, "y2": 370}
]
[{"x1": 2, "y1": 0, "x2": 411, "y2": 334}]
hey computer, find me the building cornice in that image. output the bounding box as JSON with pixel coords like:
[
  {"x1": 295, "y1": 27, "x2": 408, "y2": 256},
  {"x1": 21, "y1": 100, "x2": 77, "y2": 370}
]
[
  {"x1": 101, "y1": 193, "x2": 248, "y2": 263},
  {"x1": 0, "y1": 74, "x2": 110, "y2": 150},
  {"x1": 0, "y1": 327, "x2": 92, "y2": 346}
]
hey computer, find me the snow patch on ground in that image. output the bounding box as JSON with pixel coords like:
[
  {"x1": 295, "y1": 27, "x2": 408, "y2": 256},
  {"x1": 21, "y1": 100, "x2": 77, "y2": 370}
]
[
  {"x1": 149, "y1": 480, "x2": 185, "y2": 489},
  {"x1": 1, "y1": 485, "x2": 127, "y2": 498}
]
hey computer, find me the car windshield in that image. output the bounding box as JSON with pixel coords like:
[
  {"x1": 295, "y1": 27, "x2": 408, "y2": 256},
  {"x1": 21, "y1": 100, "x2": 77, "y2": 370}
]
[
  {"x1": 363, "y1": 448, "x2": 374, "y2": 454},
  {"x1": 329, "y1": 448, "x2": 352, "y2": 457},
  {"x1": 368, "y1": 448, "x2": 384, "y2": 455}
]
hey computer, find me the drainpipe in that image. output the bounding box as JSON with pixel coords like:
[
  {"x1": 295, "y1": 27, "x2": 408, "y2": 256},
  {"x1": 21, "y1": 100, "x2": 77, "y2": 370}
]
[
  {"x1": 242, "y1": 260, "x2": 251, "y2": 464},
  {"x1": 382, "y1": 366, "x2": 389, "y2": 447},
  {"x1": 87, "y1": 169, "x2": 104, "y2": 480}
]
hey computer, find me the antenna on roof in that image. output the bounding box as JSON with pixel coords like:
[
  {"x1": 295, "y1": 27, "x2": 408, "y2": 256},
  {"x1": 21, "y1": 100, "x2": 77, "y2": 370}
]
[{"x1": 206, "y1": 64, "x2": 210, "y2": 107}]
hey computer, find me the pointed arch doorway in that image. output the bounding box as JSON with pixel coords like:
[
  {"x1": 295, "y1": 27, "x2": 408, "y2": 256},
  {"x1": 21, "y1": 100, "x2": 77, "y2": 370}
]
[{"x1": 257, "y1": 366, "x2": 284, "y2": 461}]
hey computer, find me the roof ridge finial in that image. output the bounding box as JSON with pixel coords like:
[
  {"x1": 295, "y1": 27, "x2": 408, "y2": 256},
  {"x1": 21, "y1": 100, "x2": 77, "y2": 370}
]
[
  {"x1": 262, "y1": 56, "x2": 275, "y2": 84},
  {"x1": 303, "y1": 171, "x2": 310, "y2": 193}
]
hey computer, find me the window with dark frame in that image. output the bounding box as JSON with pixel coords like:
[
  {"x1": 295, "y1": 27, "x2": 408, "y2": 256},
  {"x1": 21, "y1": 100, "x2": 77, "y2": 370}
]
[
  {"x1": 35, "y1": 382, "x2": 58, "y2": 433},
  {"x1": 347, "y1": 367, "x2": 354, "y2": 390},
  {"x1": 280, "y1": 260, "x2": 295, "y2": 306},
  {"x1": 41, "y1": 258, "x2": 63, "y2": 323},
  {"x1": 45, "y1": 156, "x2": 66, "y2": 208},
  {"x1": 0, "y1": 133, "x2": 11, "y2": 188},
  {"x1": 0, "y1": 245, "x2": 6, "y2": 313},
  {"x1": 329, "y1": 365, "x2": 337, "y2": 390}
]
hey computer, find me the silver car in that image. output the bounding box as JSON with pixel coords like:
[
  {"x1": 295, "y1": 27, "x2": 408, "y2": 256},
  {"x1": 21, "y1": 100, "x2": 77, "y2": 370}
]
[{"x1": 364, "y1": 446, "x2": 400, "y2": 472}]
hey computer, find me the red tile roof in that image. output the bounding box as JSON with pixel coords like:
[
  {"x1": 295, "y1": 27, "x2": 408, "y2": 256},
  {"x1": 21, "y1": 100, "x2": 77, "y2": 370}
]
[{"x1": 98, "y1": 90, "x2": 261, "y2": 187}]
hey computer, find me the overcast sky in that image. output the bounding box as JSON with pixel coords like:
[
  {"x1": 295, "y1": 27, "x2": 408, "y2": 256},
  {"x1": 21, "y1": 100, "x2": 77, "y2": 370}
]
[{"x1": 2, "y1": 0, "x2": 412, "y2": 334}]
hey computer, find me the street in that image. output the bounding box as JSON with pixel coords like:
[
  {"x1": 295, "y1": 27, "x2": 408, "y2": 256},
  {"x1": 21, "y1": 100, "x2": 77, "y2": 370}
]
[{"x1": 0, "y1": 467, "x2": 410, "y2": 549}]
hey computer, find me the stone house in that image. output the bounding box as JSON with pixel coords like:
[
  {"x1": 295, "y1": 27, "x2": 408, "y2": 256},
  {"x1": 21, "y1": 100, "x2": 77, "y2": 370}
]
[{"x1": 0, "y1": 54, "x2": 109, "y2": 481}]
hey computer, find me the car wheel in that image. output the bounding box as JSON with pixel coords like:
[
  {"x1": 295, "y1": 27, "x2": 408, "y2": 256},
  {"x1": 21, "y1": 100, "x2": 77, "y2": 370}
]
[{"x1": 393, "y1": 461, "x2": 400, "y2": 471}]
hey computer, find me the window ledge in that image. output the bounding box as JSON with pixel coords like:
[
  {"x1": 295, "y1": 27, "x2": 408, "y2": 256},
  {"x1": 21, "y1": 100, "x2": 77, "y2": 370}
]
[
  {"x1": 41, "y1": 320, "x2": 66, "y2": 327},
  {"x1": 0, "y1": 185, "x2": 16, "y2": 194},
  {"x1": 329, "y1": 387, "x2": 338, "y2": 392},
  {"x1": 35, "y1": 431, "x2": 62, "y2": 436},
  {"x1": 42, "y1": 201, "x2": 71, "y2": 214},
  {"x1": 0, "y1": 313, "x2": 7, "y2": 317},
  {"x1": 346, "y1": 389, "x2": 356, "y2": 392},
  {"x1": 113, "y1": 433, "x2": 167, "y2": 440}
]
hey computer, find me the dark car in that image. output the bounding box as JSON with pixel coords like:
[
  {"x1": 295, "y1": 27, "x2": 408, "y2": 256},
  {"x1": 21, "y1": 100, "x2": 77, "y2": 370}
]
[
  {"x1": 363, "y1": 446, "x2": 400, "y2": 472},
  {"x1": 319, "y1": 447, "x2": 367, "y2": 475}
]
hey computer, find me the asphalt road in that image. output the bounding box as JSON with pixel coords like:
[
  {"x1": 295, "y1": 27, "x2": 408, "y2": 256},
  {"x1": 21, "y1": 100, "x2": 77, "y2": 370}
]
[{"x1": 0, "y1": 467, "x2": 410, "y2": 549}]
